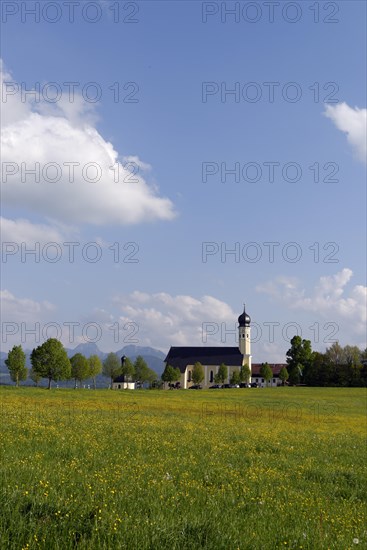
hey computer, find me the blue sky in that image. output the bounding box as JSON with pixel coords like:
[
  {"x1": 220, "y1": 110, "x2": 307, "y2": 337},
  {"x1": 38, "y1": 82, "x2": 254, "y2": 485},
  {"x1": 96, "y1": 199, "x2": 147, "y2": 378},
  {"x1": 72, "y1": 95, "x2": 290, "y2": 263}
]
[{"x1": 1, "y1": 0, "x2": 366, "y2": 360}]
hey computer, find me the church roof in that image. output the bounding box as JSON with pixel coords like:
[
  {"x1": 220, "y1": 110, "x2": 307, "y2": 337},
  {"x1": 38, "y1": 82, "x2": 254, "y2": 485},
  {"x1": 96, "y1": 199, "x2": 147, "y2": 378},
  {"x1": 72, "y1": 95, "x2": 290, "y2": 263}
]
[{"x1": 165, "y1": 346, "x2": 244, "y2": 372}]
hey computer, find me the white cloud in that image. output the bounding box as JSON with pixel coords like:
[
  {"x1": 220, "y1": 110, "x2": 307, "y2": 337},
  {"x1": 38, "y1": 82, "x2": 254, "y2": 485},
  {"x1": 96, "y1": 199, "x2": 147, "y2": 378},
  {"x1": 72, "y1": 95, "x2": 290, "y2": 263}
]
[
  {"x1": 256, "y1": 268, "x2": 367, "y2": 335},
  {"x1": 0, "y1": 217, "x2": 74, "y2": 245},
  {"x1": 1, "y1": 289, "x2": 55, "y2": 319},
  {"x1": 325, "y1": 102, "x2": 367, "y2": 162},
  {"x1": 113, "y1": 291, "x2": 237, "y2": 350},
  {"x1": 1, "y1": 61, "x2": 176, "y2": 226},
  {"x1": 0, "y1": 290, "x2": 56, "y2": 350}
]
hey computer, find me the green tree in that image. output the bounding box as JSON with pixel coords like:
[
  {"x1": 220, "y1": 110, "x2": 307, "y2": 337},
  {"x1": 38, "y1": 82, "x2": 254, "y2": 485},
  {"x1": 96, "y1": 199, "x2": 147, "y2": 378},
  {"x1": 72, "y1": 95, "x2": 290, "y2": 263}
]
[
  {"x1": 103, "y1": 353, "x2": 121, "y2": 388},
  {"x1": 304, "y1": 352, "x2": 338, "y2": 387},
  {"x1": 286, "y1": 336, "x2": 313, "y2": 384},
  {"x1": 70, "y1": 353, "x2": 89, "y2": 388},
  {"x1": 161, "y1": 364, "x2": 181, "y2": 388},
  {"x1": 230, "y1": 369, "x2": 241, "y2": 385},
  {"x1": 133, "y1": 355, "x2": 150, "y2": 387},
  {"x1": 325, "y1": 341, "x2": 345, "y2": 366},
  {"x1": 5, "y1": 345, "x2": 27, "y2": 387},
  {"x1": 343, "y1": 345, "x2": 362, "y2": 368},
  {"x1": 239, "y1": 364, "x2": 251, "y2": 384},
  {"x1": 145, "y1": 367, "x2": 158, "y2": 387},
  {"x1": 215, "y1": 363, "x2": 228, "y2": 384},
  {"x1": 29, "y1": 367, "x2": 41, "y2": 387},
  {"x1": 192, "y1": 362, "x2": 204, "y2": 385},
  {"x1": 88, "y1": 355, "x2": 102, "y2": 389},
  {"x1": 121, "y1": 357, "x2": 135, "y2": 382},
  {"x1": 360, "y1": 361, "x2": 367, "y2": 387},
  {"x1": 30, "y1": 339, "x2": 71, "y2": 389},
  {"x1": 260, "y1": 362, "x2": 273, "y2": 387},
  {"x1": 279, "y1": 366, "x2": 289, "y2": 386}
]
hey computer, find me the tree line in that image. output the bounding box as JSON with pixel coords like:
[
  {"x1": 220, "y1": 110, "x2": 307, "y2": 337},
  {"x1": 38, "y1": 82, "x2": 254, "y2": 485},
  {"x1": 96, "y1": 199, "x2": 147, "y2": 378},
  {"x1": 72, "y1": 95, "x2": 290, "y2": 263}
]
[
  {"x1": 4, "y1": 338, "x2": 158, "y2": 389},
  {"x1": 285, "y1": 336, "x2": 367, "y2": 387},
  {"x1": 4, "y1": 336, "x2": 367, "y2": 388}
]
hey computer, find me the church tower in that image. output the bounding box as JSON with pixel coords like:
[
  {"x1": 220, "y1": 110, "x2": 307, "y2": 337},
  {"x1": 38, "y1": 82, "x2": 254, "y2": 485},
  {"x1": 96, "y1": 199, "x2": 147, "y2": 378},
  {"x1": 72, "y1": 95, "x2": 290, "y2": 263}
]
[{"x1": 238, "y1": 304, "x2": 251, "y2": 371}]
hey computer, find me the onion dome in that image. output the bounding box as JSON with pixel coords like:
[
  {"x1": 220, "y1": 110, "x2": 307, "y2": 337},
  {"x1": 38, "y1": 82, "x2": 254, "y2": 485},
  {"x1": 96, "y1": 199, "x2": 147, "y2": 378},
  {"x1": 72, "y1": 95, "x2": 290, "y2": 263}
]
[{"x1": 238, "y1": 304, "x2": 251, "y2": 327}]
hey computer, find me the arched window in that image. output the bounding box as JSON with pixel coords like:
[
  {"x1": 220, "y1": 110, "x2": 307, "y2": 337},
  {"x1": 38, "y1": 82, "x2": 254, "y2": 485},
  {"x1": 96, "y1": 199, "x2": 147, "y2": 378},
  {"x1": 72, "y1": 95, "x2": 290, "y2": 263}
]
[
  {"x1": 188, "y1": 370, "x2": 192, "y2": 382},
  {"x1": 210, "y1": 370, "x2": 214, "y2": 383}
]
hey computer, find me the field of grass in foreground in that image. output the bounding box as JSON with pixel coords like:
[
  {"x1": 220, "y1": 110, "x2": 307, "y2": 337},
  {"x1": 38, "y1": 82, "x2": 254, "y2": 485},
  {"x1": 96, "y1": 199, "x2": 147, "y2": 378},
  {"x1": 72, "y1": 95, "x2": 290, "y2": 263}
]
[{"x1": 0, "y1": 386, "x2": 366, "y2": 550}]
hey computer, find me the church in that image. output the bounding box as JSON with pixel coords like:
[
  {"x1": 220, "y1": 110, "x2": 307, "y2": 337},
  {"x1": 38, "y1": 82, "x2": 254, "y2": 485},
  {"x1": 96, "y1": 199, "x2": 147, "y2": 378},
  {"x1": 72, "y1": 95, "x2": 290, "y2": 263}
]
[{"x1": 164, "y1": 305, "x2": 286, "y2": 389}]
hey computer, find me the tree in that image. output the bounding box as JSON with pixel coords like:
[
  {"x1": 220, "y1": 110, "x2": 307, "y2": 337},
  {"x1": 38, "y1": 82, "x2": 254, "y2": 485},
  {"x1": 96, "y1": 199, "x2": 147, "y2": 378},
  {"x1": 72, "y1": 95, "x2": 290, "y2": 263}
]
[
  {"x1": 360, "y1": 361, "x2": 367, "y2": 387},
  {"x1": 215, "y1": 363, "x2": 228, "y2": 384},
  {"x1": 286, "y1": 336, "x2": 313, "y2": 384},
  {"x1": 70, "y1": 353, "x2": 89, "y2": 388},
  {"x1": 103, "y1": 353, "x2": 121, "y2": 388},
  {"x1": 29, "y1": 368, "x2": 41, "y2": 387},
  {"x1": 121, "y1": 357, "x2": 135, "y2": 382},
  {"x1": 279, "y1": 366, "x2": 289, "y2": 386},
  {"x1": 133, "y1": 355, "x2": 151, "y2": 387},
  {"x1": 88, "y1": 355, "x2": 102, "y2": 389},
  {"x1": 343, "y1": 345, "x2": 362, "y2": 368},
  {"x1": 30, "y1": 339, "x2": 71, "y2": 389},
  {"x1": 5, "y1": 345, "x2": 27, "y2": 387},
  {"x1": 230, "y1": 369, "x2": 241, "y2": 385},
  {"x1": 161, "y1": 364, "x2": 181, "y2": 388},
  {"x1": 120, "y1": 357, "x2": 135, "y2": 382},
  {"x1": 325, "y1": 341, "x2": 345, "y2": 366},
  {"x1": 289, "y1": 363, "x2": 303, "y2": 385},
  {"x1": 192, "y1": 362, "x2": 204, "y2": 385},
  {"x1": 145, "y1": 367, "x2": 158, "y2": 387},
  {"x1": 260, "y1": 363, "x2": 273, "y2": 387},
  {"x1": 239, "y1": 364, "x2": 251, "y2": 384},
  {"x1": 303, "y1": 352, "x2": 330, "y2": 386}
]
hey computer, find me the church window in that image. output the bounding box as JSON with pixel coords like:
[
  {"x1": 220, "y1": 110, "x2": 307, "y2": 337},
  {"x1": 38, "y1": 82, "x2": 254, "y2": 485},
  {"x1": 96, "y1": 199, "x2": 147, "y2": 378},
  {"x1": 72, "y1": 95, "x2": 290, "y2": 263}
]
[
  {"x1": 188, "y1": 371, "x2": 192, "y2": 382},
  {"x1": 210, "y1": 370, "x2": 214, "y2": 383}
]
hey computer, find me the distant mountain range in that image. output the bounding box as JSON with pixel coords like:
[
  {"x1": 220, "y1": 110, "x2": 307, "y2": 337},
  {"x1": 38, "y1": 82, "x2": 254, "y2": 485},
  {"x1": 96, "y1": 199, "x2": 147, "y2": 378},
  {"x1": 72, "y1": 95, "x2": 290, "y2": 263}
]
[{"x1": 0, "y1": 344, "x2": 167, "y2": 387}]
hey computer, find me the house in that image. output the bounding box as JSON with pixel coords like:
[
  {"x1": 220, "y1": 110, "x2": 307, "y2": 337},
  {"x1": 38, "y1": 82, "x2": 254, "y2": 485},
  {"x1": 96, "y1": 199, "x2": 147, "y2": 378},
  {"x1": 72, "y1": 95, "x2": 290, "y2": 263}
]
[
  {"x1": 164, "y1": 305, "x2": 287, "y2": 389},
  {"x1": 111, "y1": 375, "x2": 135, "y2": 390},
  {"x1": 250, "y1": 363, "x2": 286, "y2": 387}
]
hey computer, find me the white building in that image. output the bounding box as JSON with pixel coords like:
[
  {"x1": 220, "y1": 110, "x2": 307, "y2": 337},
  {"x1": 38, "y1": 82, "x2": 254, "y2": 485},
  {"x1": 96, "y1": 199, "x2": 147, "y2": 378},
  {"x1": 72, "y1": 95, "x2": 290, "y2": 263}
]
[{"x1": 164, "y1": 305, "x2": 286, "y2": 388}]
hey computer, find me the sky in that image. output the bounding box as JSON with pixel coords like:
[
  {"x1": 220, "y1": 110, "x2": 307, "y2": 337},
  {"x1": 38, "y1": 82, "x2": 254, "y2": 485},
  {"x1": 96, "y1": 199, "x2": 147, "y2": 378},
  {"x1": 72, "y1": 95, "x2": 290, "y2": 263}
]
[{"x1": 1, "y1": 0, "x2": 366, "y2": 361}]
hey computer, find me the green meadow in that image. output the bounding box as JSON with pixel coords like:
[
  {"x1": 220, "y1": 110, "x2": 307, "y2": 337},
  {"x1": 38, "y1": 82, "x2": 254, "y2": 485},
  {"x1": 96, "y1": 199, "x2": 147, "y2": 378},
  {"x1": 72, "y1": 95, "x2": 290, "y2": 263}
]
[{"x1": 0, "y1": 387, "x2": 366, "y2": 550}]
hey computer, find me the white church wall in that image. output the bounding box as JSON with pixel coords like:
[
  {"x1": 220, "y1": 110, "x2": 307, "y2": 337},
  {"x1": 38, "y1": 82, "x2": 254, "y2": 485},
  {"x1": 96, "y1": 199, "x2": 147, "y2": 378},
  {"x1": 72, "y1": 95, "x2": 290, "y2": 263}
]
[{"x1": 112, "y1": 382, "x2": 136, "y2": 390}]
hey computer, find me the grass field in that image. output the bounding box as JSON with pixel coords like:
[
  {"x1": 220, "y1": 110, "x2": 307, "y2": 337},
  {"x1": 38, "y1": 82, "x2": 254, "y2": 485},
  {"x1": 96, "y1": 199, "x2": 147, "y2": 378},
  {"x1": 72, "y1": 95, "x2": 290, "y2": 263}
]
[{"x1": 0, "y1": 386, "x2": 366, "y2": 550}]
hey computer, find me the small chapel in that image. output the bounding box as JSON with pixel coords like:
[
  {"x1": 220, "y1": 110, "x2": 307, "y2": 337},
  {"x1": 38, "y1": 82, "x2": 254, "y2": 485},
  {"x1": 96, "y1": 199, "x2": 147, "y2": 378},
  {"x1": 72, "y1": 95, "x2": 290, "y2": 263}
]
[{"x1": 164, "y1": 305, "x2": 285, "y2": 389}]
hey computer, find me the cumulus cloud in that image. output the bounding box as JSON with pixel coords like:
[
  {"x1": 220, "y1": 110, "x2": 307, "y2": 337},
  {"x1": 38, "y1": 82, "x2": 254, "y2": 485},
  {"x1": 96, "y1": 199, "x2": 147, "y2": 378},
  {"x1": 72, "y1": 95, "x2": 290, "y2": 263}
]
[
  {"x1": 113, "y1": 291, "x2": 238, "y2": 350},
  {"x1": 1, "y1": 289, "x2": 56, "y2": 350},
  {"x1": 0, "y1": 217, "x2": 74, "y2": 245},
  {"x1": 325, "y1": 102, "x2": 367, "y2": 162},
  {"x1": 256, "y1": 268, "x2": 366, "y2": 334},
  {"x1": 0, "y1": 62, "x2": 176, "y2": 226},
  {"x1": 1, "y1": 289, "x2": 55, "y2": 318}
]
